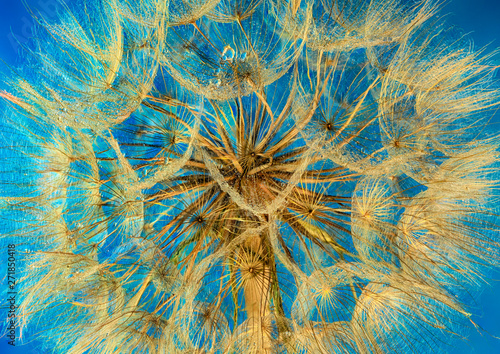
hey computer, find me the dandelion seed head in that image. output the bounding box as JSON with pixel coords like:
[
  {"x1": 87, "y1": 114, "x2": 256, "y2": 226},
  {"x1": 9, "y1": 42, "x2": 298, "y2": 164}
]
[{"x1": 1, "y1": 0, "x2": 499, "y2": 353}]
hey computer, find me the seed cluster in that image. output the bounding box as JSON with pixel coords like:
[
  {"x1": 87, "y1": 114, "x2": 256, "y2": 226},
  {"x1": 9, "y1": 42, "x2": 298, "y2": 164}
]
[{"x1": 1, "y1": 0, "x2": 499, "y2": 353}]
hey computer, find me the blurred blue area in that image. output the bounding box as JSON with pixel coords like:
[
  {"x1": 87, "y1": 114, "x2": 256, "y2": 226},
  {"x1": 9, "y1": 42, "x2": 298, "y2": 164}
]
[
  {"x1": 0, "y1": 0, "x2": 62, "y2": 72},
  {"x1": 0, "y1": 0, "x2": 499, "y2": 353}
]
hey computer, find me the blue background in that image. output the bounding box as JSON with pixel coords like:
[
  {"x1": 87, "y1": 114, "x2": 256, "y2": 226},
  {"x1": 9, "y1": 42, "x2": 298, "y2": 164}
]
[{"x1": 0, "y1": 0, "x2": 499, "y2": 353}]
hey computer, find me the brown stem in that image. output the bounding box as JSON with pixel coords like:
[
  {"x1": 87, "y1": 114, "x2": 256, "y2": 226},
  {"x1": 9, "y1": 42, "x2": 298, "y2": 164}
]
[{"x1": 240, "y1": 235, "x2": 273, "y2": 353}]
